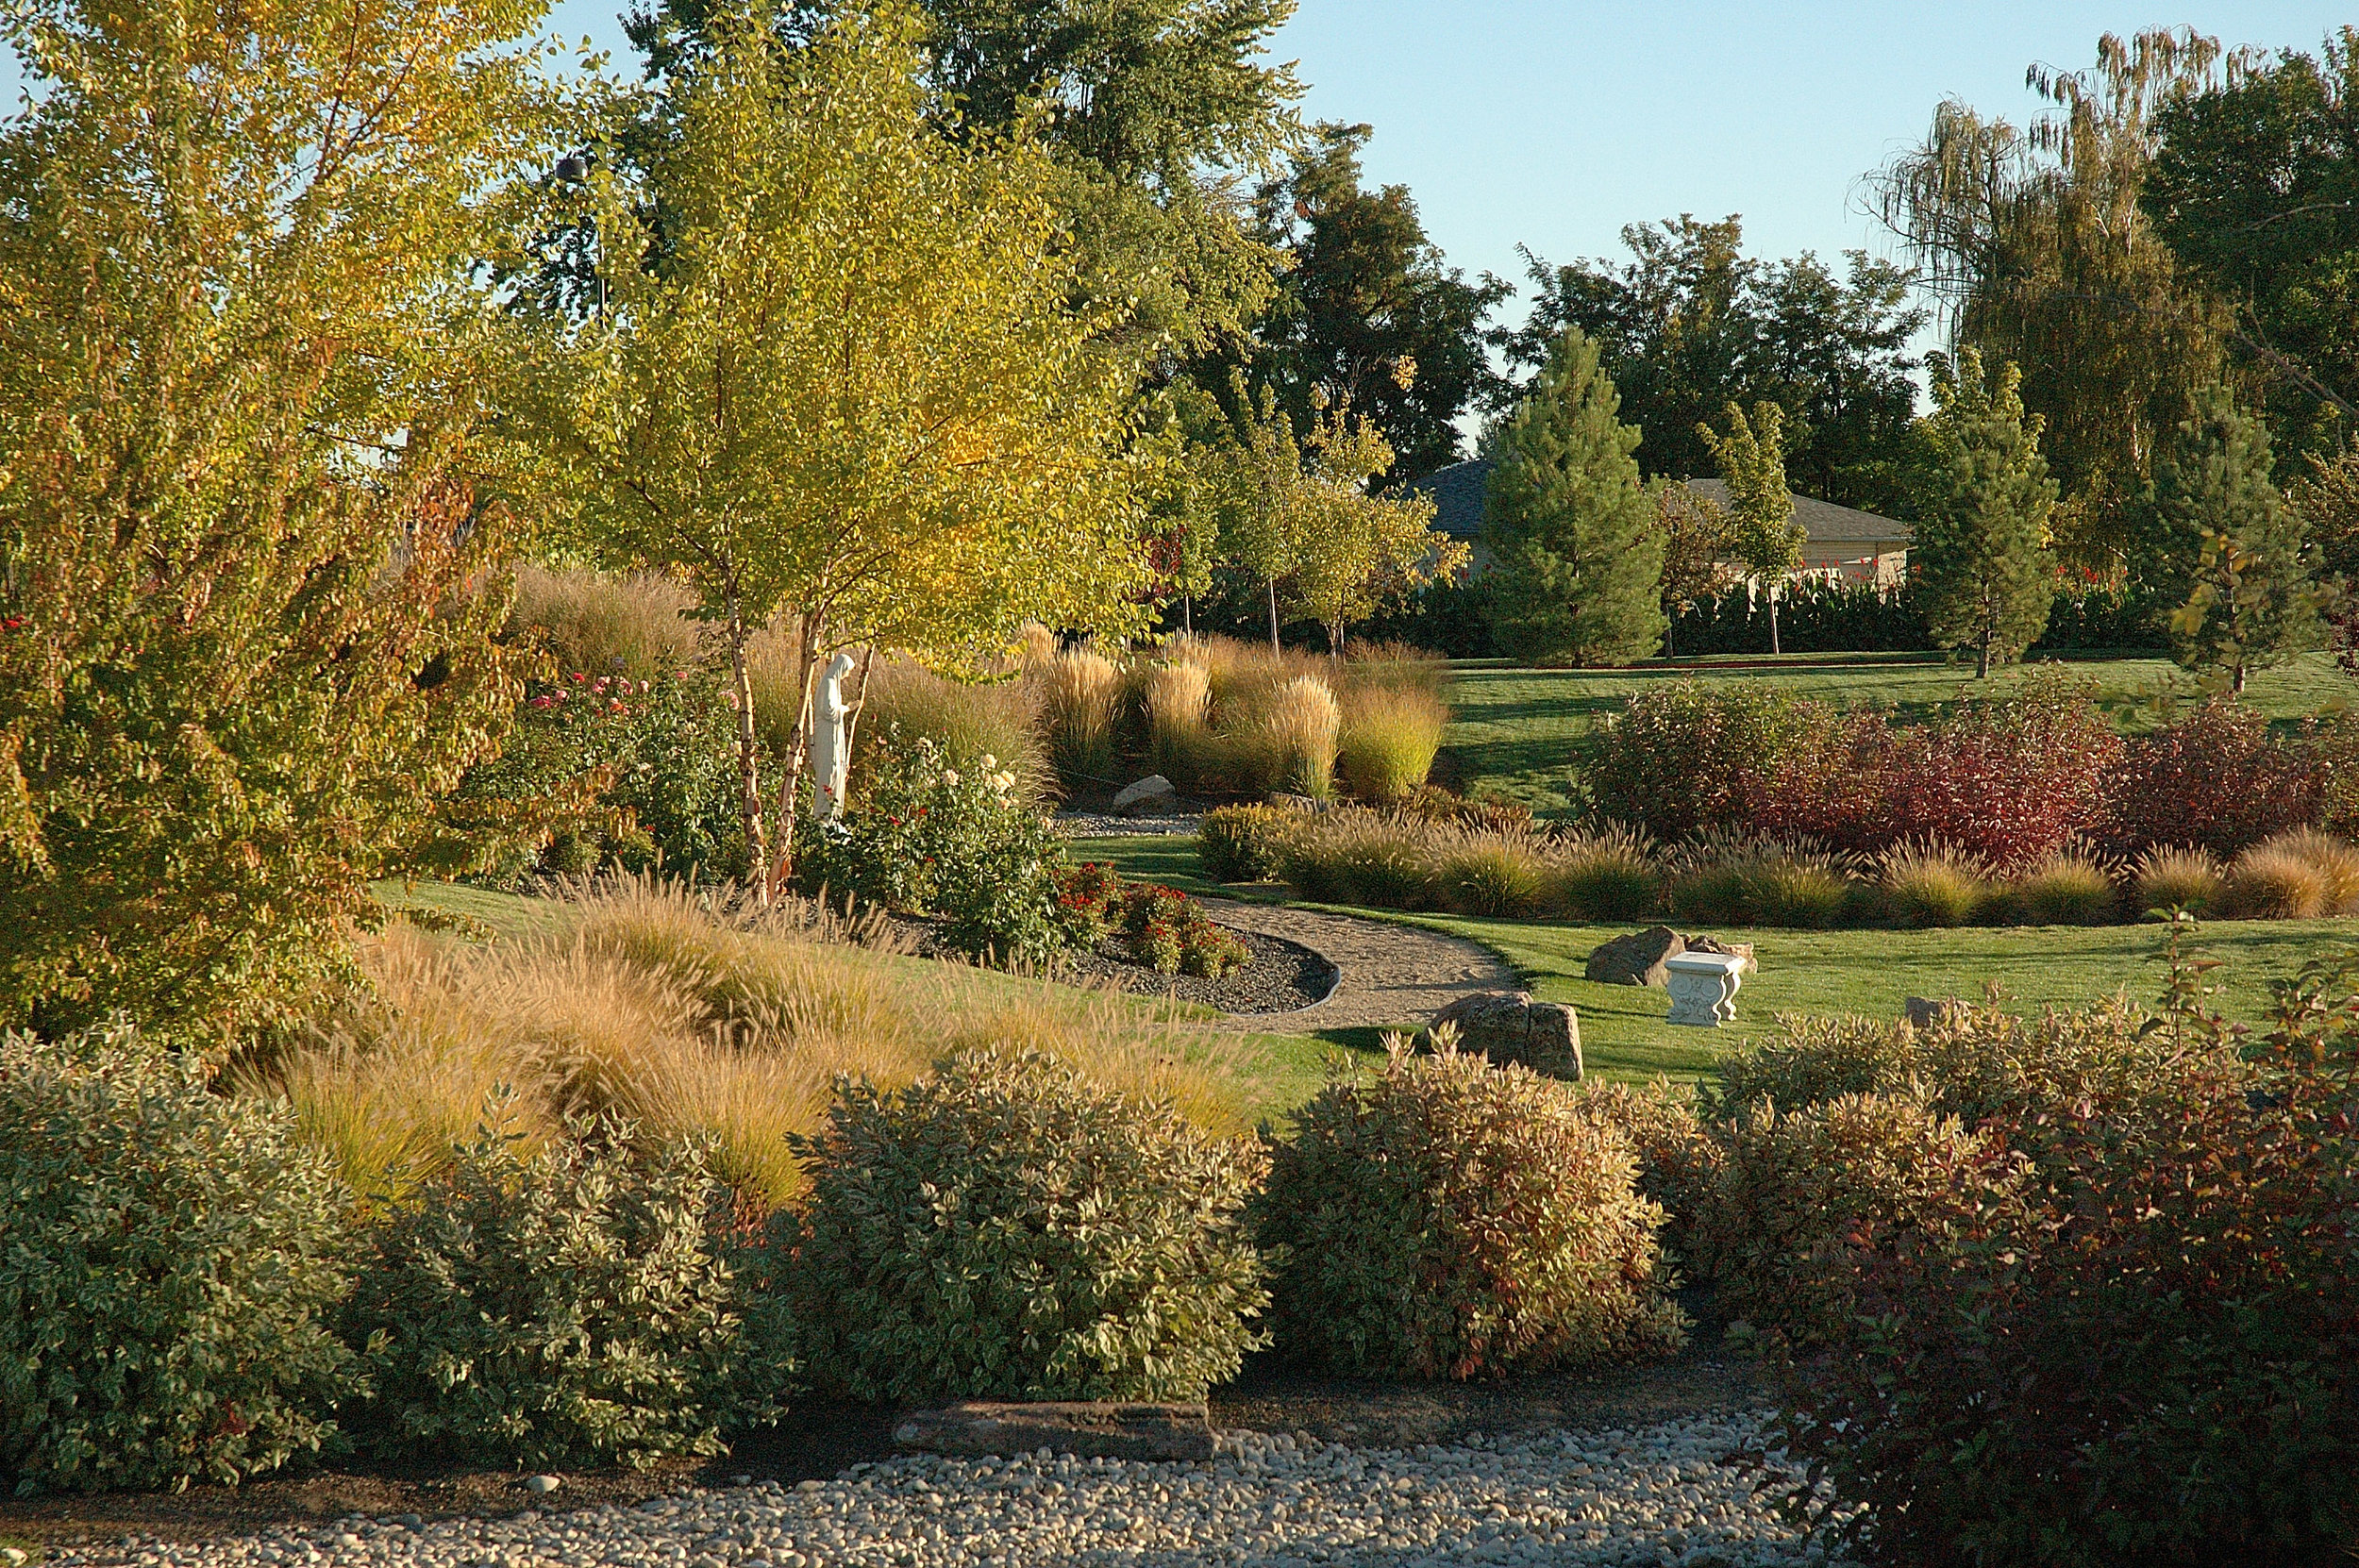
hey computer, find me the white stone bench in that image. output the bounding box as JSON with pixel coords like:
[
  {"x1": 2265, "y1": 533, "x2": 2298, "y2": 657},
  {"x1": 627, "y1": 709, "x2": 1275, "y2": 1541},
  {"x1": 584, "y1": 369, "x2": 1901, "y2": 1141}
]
[{"x1": 1664, "y1": 951, "x2": 1748, "y2": 1026}]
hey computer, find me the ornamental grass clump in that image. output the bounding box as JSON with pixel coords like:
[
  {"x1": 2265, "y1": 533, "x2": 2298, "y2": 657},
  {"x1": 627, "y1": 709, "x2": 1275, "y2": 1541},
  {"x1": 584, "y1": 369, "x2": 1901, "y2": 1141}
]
[
  {"x1": 1870, "y1": 841, "x2": 1993, "y2": 927},
  {"x1": 2131, "y1": 843, "x2": 2226, "y2": 918},
  {"x1": 1196, "y1": 803, "x2": 1297, "y2": 882},
  {"x1": 1038, "y1": 644, "x2": 1123, "y2": 787},
  {"x1": 1276, "y1": 809, "x2": 1435, "y2": 908},
  {"x1": 1335, "y1": 684, "x2": 1447, "y2": 803},
  {"x1": 0, "y1": 1025, "x2": 360, "y2": 1493},
  {"x1": 343, "y1": 1122, "x2": 760, "y2": 1472},
  {"x1": 2002, "y1": 849, "x2": 2119, "y2": 926},
  {"x1": 1432, "y1": 830, "x2": 1551, "y2": 917},
  {"x1": 1550, "y1": 824, "x2": 1661, "y2": 920},
  {"x1": 2223, "y1": 827, "x2": 2359, "y2": 919},
  {"x1": 779, "y1": 1050, "x2": 1269, "y2": 1403},
  {"x1": 1142, "y1": 659, "x2": 1213, "y2": 788},
  {"x1": 1663, "y1": 830, "x2": 1850, "y2": 928},
  {"x1": 1259, "y1": 1040, "x2": 1685, "y2": 1379},
  {"x1": 1263, "y1": 675, "x2": 1342, "y2": 799}
]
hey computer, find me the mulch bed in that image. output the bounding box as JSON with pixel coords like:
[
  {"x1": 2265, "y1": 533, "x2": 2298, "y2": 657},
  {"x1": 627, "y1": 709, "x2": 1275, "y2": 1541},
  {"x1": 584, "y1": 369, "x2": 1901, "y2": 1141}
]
[{"x1": 887, "y1": 917, "x2": 1337, "y2": 1016}]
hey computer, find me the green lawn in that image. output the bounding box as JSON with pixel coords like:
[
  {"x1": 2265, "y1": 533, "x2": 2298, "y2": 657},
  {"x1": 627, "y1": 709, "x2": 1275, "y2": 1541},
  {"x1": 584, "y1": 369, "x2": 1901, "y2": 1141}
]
[
  {"x1": 1441, "y1": 649, "x2": 2354, "y2": 813},
  {"x1": 1066, "y1": 835, "x2": 2359, "y2": 1085}
]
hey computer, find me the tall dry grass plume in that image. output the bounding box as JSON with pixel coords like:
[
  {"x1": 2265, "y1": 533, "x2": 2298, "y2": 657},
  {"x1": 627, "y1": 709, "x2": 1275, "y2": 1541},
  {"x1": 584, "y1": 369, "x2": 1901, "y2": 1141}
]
[
  {"x1": 269, "y1": 877, "x2": 1245, "y2": 1213},
  {"x1": 862, "y1": 656, "x2": 1046, "y2": 798},
  {"x1": 2225, "y1": 828, "x2": 2359, "y2": 918},
  {"x1": 1040, "y1": 644, "x2": 1124, "y2": 785},
  {"x1": 510, "y1": 564, "x2": 701, "y2": 676},
  {"x1": 1144, "y1": 661, "x2": 1213, "y2": 787},
  {"x1": 1336, "y1": 685, "x2": 1447, "y2": 803},
  {"x1": 1264, "y1": 676, "x2": 1342, "y2": 799}
]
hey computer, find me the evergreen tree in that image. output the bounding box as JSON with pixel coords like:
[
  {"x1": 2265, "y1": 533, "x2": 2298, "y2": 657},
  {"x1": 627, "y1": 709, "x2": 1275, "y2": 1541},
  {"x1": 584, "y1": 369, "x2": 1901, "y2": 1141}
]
[
  {"x1": 2151, "y1": 387, "x2": 2325, "y2": 692},
  {"x1": 1916, "y1": 349, "x2": 2060, "y2": 677},
  {"x1": 1482, "y1": 330, "x2": 1666, "y2": 665}
]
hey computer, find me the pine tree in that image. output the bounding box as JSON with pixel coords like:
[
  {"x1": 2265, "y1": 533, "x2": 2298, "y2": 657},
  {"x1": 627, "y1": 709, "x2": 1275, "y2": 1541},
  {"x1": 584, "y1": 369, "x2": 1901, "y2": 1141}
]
[
  {"x1": 2151, "y1": 387, "x2": 2324, "y2": 693},
  {"x1": 1481, "y1": 329, "x2": 1666, "y2": 665},
  {"x1": 1916, "y1": 350, "x2": 2060, "y2": 677}
]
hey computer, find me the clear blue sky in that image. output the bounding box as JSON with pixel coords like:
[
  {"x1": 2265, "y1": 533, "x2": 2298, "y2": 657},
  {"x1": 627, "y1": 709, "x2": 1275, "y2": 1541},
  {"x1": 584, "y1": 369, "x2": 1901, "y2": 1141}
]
[{"x1": 8, "y1": 1, "x2": 2354, "y2": 338}]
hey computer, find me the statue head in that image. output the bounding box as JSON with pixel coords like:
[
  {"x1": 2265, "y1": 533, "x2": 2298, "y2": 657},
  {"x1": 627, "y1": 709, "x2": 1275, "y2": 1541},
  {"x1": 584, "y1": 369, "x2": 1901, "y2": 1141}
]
[{"x1": 825, "y1": 650, "x2": 857, "y2": 684}]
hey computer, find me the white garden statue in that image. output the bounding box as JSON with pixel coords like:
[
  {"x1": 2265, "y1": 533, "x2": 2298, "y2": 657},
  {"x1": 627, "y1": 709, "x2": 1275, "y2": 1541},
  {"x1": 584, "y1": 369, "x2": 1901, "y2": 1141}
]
[{"x1": 811, "y1": 650, "x2": 858, "y2": 819}]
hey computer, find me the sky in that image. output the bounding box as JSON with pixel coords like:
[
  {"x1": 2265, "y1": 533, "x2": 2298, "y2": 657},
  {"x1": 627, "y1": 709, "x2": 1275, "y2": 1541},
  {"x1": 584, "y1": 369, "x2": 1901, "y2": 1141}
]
[{"x1": 7, "y1": 0, "x2": 2353, "y2": 338}]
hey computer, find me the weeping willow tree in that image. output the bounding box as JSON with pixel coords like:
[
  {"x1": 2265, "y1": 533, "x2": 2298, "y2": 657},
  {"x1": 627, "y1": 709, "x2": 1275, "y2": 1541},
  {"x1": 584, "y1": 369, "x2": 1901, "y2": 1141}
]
[{"x1": 1871, "y1": 28, "x2": 2237, "y2": 574}]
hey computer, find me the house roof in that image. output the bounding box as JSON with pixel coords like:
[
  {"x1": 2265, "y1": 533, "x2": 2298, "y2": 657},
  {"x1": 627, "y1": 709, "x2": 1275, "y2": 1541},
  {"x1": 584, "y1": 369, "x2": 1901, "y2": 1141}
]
[{"x1": 1416, "y1": 459, "x2": 1914, "y2": 548}]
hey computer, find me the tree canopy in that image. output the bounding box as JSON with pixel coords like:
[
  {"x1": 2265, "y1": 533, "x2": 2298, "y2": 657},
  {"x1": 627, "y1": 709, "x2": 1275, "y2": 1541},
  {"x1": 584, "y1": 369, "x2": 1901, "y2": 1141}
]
[
  {"x1": 528, "y1": 7, "x2": 1152, "y2": 885},
  {"x1": 0, "y1": 0, "x2": 562, "y2": 1041},
  {"x1": 1504, "y1": 216, "x2": 1927, "y2": 516}
]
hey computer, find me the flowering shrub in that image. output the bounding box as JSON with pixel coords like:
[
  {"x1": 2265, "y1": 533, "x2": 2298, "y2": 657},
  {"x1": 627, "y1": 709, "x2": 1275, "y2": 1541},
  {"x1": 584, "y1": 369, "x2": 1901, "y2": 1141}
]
[
  {"x1": 457, "y1": 665, "x2": 743, "y2": 879},
  {"x1": 1582, "y1": 683, "x2": 1829, "y2": 841},
  {"x1": 2102, "y1": 697, "x2": 2326, "y2": 857},
  {"x1": 796, "y1": 730, "x2": 1074, "y2": 964},
  {"x1": 1121, "y1": 884, "x2": 1250, "y2": 978},
  {"x1": 1260, "y1": 1043, "x2": 1685, "y2": 1379},
  {"x1": 1052, "y1": 868, "x2": 1250, "y2": 978}
]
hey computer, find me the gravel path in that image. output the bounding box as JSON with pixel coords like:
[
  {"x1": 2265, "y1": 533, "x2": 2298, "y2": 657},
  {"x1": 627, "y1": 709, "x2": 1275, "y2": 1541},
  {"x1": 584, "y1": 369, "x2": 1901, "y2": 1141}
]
[
  {"x1": 42, "y1": 1414, "x2": 1848, "y2": 1568},
  {"x1": 1193, "y1": 898, "x2": 1521, "y2": 1034}
]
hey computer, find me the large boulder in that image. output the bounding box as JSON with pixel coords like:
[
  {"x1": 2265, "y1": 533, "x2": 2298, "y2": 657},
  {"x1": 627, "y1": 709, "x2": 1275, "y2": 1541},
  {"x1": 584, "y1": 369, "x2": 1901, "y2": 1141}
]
[
  {"x1": 1584, "y1": 926, "x2": 1684, "y2": 988},
  {"x1": 1682, "y1": 934, "x2": 1756, "y2": 974},
  {"x1": 1111, "y1": 774, "x2": 1180, "y2": 817},
  {"x1": 1429, "y1": 990, "x2": 1583, "y2": 1080}
]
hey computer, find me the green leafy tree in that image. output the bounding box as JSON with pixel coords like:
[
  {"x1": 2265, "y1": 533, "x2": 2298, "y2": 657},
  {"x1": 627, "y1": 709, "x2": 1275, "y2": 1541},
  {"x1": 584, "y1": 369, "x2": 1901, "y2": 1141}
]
[
  {"x1": 0, "y1": 0, "x2": 560, "y2": 1043},
  {"x1": 1700, "y1": 401, "x2": 1804, "y2": 655},
  {"x1": 1507, "y1": 217, "x2": 1930, "y2": 515},
  {"x1": 1219, "y1": 123, "x2": 1509, "y2": 479},
  {"x1": 1916, "y1": 350, "x2": 2061, "y2": 676},
  {"x1": 528, "y1": 8, "x2": 1151, "y2": 894},
  {"x1": 2146, "y1": 29, "x2": 2359, "y2": 459},
  {"x1": 1482, "y1": 329, "x2": 1666, "y2": 665},
  {"x1": 1872, "y1": 29, "x2": 2237, "y2": 570},
  {"x1": 2152, "y1": 387, "x2": 2325, "y2": 692},
  {"x1": 1655, "y1": 481, "x2": 1735, "y2": 658}
]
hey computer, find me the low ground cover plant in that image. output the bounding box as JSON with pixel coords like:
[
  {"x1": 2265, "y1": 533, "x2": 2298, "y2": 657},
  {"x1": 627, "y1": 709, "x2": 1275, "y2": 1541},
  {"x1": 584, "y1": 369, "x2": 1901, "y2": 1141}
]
[
  {"x1": 0, "y1": 1026, "x2": 359, "y2": 1493},
  {"x1": 1258, "y1": 1040, "x2": 1685, "y2": 1379},
  {"x1": 778, "y1": 1050, "x2": 1269, "y2": 1403},
  {"x1": 1053, "y1": 867, "x2": 1251, "y2": 977}
]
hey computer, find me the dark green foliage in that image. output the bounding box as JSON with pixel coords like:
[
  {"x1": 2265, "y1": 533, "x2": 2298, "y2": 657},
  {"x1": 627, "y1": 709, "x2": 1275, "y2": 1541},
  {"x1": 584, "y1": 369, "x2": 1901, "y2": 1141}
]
[
  {"x1": 795, "y1": 731, "x2": 1079, "y2": 964},
  {"x1": 1219, "y1": 123, "x2": 1509, "y2": 479},
  {"x1": 781, "y1": 1051, "x2": 1269, "y2": 1403},
  {"x1": 1915, "y1": 350, "x2": 2059, "y2": 676},
  {"x1": 2146, "y1": 32, "x2": 2359, "y2": 461},
  {"x1": 0, "y1": 1026, "x2": 360, "y2": 1493},
  {"x1": 456, "y1": 666, "x2": 745, "y2": 881},
  {"x1": 1196, "y1": 803, "x2": 1297, "y2": 881},
  {"x1": 1259, "y1": 1045, "x2": 1685, "y2": 1379},
  {"x1": 1483, "y1": 328, "x2": 1666, "y2": 665},
  {"x1": 1505, "y1": 217, "x2": 1931, "y2": 515},
  {"x1": 2150, "y1": 386, "x2": 2326, "y2": 692},
  {"x1": 344, "y1": 1125, "x2": 756, "y2": 1472}
]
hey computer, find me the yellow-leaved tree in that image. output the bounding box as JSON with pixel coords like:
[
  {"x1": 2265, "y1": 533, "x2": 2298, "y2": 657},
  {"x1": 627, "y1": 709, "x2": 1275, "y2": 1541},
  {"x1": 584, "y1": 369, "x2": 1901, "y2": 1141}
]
[
  {"x1": 0, "y1": 0, "x2": 567, "y2": 1043},
  {"x1": 528, "y1": 7, "x2": 1152, "y2": 891}
]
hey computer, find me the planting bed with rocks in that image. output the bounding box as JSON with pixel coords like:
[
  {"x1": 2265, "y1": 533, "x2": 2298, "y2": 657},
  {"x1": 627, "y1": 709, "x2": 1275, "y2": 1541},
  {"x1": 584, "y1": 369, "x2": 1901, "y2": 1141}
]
[
  {"x1": 1062, "y1": 926, "x2": 1337, "y2": 1013},
  {"x1": 27, "y1": 1415, "x2": 1844, "y2": 1568}
]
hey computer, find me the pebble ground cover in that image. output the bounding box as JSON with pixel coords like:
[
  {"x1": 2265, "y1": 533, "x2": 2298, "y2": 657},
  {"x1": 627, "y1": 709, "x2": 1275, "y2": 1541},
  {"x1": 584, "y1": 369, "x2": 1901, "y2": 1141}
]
[{"x1": 38, "y1": 1415, "x2": 1842, "y2": 1568}]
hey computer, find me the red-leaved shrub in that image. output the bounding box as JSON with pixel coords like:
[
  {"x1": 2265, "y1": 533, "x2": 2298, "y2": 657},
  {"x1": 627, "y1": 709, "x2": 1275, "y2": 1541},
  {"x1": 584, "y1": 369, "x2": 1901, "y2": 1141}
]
[
  {"x1": 1582, "y1": 683, "x2": 1832, "y2": 842},
  {"x1": 2102, "y1": 697, "x2": 2326, "y2": 858},
  {"x1": 1754, "y1": 673, "x2": 2122, "y2": 871},
  {"x1": 1776, "y1": 972, "x2": 2359, "y2": 1566}
]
